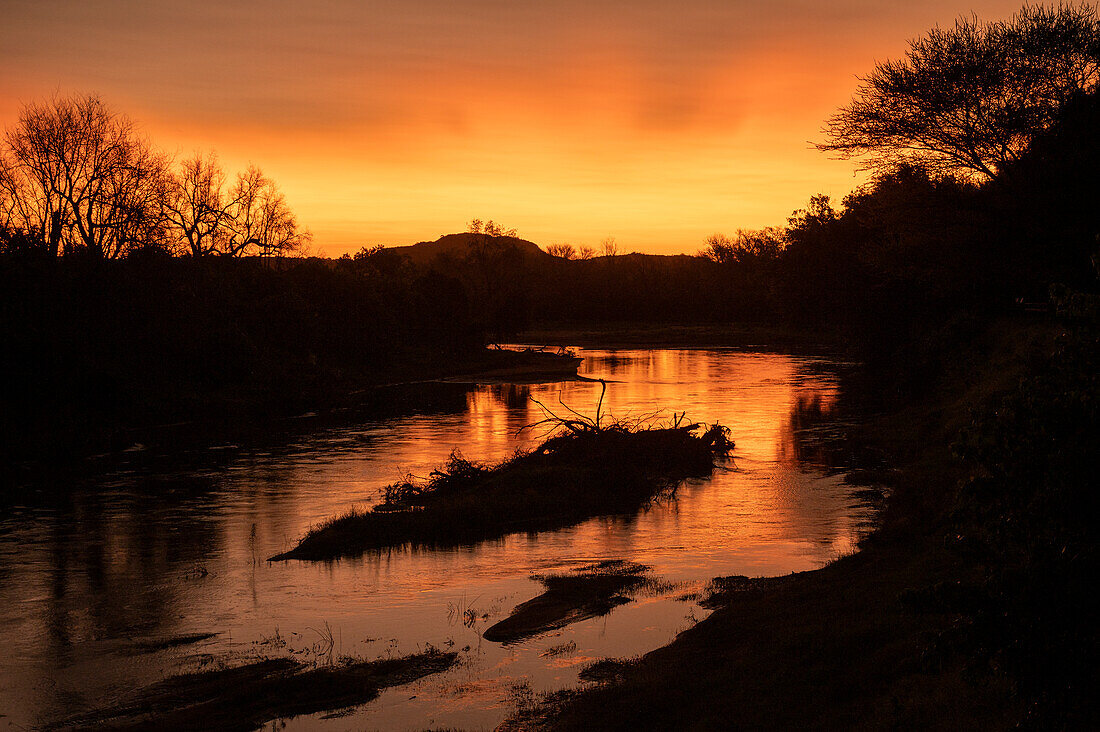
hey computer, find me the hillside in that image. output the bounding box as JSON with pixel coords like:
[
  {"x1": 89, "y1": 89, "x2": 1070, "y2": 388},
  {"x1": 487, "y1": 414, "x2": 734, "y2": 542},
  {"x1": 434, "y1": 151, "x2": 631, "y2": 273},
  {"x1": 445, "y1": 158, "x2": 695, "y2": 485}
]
[{"x1": 380, "y1": 233, "x2": 554, "y2": 267}]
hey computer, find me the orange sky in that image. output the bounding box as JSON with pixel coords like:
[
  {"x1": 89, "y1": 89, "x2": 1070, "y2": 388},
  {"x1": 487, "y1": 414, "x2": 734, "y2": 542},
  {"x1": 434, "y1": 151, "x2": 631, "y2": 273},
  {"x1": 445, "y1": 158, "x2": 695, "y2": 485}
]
[{"x1": 0, "y1": 1, "x2": 1030, "y2": 256}]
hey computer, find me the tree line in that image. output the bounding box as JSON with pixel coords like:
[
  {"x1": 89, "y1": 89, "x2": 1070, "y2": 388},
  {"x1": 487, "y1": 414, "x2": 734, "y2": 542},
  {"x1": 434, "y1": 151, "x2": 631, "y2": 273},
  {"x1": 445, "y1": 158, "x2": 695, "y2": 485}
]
[
  {"x1": 521, "y1": 4, "x2": 1100, "y2": 338},
  {"x1": 1, "y1": 3, "x2": 1098, "y2": 458},
  {"x1": 0, "y1": 93, "x2": 308, "y2": 259}
]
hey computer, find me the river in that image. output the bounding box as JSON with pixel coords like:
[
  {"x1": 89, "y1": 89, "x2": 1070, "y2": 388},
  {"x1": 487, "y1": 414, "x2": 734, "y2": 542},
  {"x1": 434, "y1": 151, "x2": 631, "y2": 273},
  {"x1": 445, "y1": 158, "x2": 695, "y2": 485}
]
[{"x1": 0, "y1": 346, "x2": 878, "y2": 730}]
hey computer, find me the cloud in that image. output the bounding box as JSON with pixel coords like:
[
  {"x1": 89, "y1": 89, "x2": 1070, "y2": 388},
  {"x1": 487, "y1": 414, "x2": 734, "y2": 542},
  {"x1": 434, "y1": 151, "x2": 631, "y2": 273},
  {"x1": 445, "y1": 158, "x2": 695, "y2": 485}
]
[{"x1": 0, "y1": 0, "x2": 1034, "y2": 254}]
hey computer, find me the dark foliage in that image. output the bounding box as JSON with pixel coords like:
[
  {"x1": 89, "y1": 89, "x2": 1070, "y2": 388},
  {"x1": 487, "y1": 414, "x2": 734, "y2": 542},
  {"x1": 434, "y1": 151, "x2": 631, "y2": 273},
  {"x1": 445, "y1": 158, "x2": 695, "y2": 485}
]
[
  {"x1": 0, "y1": 255, "x2": 484, "y2": 463},
  {"x1": 818, "y1": 5, "x2": 1100, "y2": 180},
  {"x1": 934, "y1": 328, "x2": 1100, "y2": 725}
]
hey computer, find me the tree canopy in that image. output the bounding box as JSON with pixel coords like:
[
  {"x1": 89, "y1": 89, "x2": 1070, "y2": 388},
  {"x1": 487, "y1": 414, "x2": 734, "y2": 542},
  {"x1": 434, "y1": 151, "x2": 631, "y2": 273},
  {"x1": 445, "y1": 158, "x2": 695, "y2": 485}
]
[
  {"x1": 1, "y1": 93, "x2": 308, "y2": 259},
  {"x1": 819, "y1": 4, "x2": 1100, "y2": 181}
]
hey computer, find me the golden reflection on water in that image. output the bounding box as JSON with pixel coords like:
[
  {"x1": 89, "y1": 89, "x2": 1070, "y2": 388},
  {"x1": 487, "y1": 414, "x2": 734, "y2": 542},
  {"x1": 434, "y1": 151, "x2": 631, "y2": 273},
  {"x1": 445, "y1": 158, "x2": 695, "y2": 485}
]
[{"x1": 0, "y1": 347, "x2": 871, "y2": 730}]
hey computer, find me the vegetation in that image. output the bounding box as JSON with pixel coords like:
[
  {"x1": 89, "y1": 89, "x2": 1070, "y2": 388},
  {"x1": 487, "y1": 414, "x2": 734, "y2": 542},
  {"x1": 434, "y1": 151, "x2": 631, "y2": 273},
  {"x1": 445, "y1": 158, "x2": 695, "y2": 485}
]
[
  {"x1": 55, "y1": 650, "x2": 457, "y2": 730},
  {"x1": 818, "y1": 4, "x2": 1100, "y2": 180},
  {"x1": 0, "y1": 93, "x2": 308, "y2": 259},
  {"x1": 0, "y1": 254, "x2": 492, "y2": 466},
  {"x1": 271, "y1": 409, "x2": 733, "y2": 561},
  {"x1": 934, "y1": 327, "x2": 1099, "y2": 724}
]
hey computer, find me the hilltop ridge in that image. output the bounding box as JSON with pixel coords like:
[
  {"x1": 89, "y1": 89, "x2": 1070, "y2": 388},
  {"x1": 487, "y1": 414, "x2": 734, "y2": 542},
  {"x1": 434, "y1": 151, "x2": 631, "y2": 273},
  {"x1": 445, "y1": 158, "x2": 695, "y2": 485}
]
[{"x1": 380, "y1": 232, "x2": 553, "y2": 267}]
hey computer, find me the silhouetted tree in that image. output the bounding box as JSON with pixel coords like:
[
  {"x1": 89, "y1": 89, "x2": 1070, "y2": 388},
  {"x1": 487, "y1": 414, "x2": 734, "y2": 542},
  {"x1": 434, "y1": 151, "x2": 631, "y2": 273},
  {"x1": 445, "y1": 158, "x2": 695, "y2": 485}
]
[
  {"x1": 222, "y1": 165, "x2": 310, "y2": 257},
  {"x1": 2, "y1": 93, "x2": 169, "y2": 258},
  {"x1": 352, "y1": 244, "x2": 385, "y2": 260},
  {"x1": 0, "y1": 221, "x2": 47, "y2": 257},
  {"x1": 989, "y1": 88, "x2": 1100, "y2": 287},
  {"x1": 819, "y1": 4, "x2": 1100, "y2": 180},
  {"x1": 163, "y1": 151, "x2": 232, "y2": 257},
  {"x1": 600, "y1": 236, "x2": 619, "y2": 257},
  {"x1": 0, "y1": 145, "x2": 62, "y2": 256},
  {"x1": 785, "y1": 194, "x2": 837, "y2": 243},
  {"x1": 467, "y1": 218, "x2": 517, "y2": 237},
  {"x1": 546, "y1": 243, "x2": 577, "y2": 259},
  {"x1": 702, "y1": 228, "x2": 784, "y2": 265}
]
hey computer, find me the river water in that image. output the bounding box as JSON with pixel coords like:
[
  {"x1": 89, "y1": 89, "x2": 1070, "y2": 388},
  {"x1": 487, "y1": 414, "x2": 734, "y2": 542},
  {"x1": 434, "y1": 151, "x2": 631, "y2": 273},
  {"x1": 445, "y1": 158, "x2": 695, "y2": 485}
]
[{"x1": 0, "y1": 346, "x2": 876, "y2": 730}]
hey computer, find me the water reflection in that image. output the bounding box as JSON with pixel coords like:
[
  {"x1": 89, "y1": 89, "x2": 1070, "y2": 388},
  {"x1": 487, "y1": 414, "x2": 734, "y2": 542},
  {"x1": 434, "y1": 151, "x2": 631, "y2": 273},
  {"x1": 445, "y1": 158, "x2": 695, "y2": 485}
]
[{"x1": 0, "y1": 347, "x2": 873, "y2": 730}]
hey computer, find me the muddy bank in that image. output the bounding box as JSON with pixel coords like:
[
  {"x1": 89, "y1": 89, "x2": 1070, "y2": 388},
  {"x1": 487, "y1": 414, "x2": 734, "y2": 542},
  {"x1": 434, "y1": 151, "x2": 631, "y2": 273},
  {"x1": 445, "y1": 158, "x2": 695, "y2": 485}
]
[
  {"x1": 516, "y1": 323, "x2": 840, "y2": 353},
  {"x1": 55, "y1": 651, "x2": 457, "y2": 731},
  {"x1": 443, "y1": 348, "x2": 583, "y2": 382},
  {"x1": 272, "y1": 422, "x2": 733, "y2": 561},
  {"x1": 484, "y1": 561, "x2": 658, "y2": 643}
]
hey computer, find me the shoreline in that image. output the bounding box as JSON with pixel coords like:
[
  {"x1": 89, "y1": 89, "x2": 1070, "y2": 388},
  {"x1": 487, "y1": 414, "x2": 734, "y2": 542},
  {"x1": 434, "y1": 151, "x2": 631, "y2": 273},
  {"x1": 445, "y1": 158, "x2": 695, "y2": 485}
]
[
  {"x1": 4, "y1": 346, "x2": 583, "y2": 491},
  {"x1": 8, "y1": 322, "x2": 827, "y2": 490},
  {"x1": 508, "y1": 315, "x2": 1068, "y2": 729},
  {"x1": 514, "y1": 322, "x2": 845, "y2": 354}
]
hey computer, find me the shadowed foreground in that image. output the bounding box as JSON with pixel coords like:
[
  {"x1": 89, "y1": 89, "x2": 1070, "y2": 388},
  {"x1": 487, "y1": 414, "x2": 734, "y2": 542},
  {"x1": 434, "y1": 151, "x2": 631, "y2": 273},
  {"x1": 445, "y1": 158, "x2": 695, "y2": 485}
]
[
  {"x1": 272, "y1": 421, "x2": 733, "y2": 561},
  {"x1": 514, "y1": 541, "x2": 1010, "y2": 730},
  {"x1": 507, "y1": 318, "x2": 1097, "y2": 730}
]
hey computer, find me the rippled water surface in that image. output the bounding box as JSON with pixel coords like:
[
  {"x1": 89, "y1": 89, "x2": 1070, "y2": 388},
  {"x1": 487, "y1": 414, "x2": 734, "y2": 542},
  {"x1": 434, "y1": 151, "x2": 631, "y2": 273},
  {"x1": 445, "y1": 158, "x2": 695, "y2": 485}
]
[{"x1": 0, "y1": 347, "x2": 874, "y2": 730}]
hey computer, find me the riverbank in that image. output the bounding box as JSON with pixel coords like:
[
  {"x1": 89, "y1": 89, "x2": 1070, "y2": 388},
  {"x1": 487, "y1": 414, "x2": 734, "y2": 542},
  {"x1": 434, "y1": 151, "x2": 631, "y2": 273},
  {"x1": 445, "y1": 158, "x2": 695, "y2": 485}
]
[
  {"x1": 2, "y1": 344, "x2": 581, "y2": 490},
  {"x1": 0, "y1": 343, "x2": 858, "y2": 731},
  {"x1": 0, "y1": 256, "x2": 584, "y2": 480},
  {"x1": 53, "y1": 650, "x2": 457, "y2": 730},
  {"x1": 511, "y1": 314, "x2": 1094, "y2": 729},
  {"x1": 516, "y1": 322, "x2": 842, "y2": 353}
]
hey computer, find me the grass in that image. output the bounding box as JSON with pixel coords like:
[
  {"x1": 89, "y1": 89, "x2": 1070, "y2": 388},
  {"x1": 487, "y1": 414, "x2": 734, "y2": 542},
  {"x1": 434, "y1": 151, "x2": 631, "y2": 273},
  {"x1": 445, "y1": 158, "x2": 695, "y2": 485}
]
[
  {"x1": 483, "y1": 560, "x2": 657, "y2": 643},
  {"x1": 270, "y1": 408, "x2": 733, "y2": 561},
  {"x1": 54, "y1": 650, "x2": 457, "y2": 731}
]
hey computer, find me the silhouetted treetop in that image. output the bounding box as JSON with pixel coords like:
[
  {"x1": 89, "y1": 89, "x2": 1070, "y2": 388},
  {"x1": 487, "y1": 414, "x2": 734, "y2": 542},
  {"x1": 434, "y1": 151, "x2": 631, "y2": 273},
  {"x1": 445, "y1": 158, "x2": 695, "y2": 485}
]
[
  {"x1": 1, "y1": 94, "x2": 168, "y2": 258},
  {"x1": 819, "y1": 4, "x2": 1100, "y2": 180},
  {"x1": 0, "y1": 92, "x2": 309, "y2": 259},
  {"x1": 701, "y1": 229, "x2": 784, "y2": 265},
  {"x1": 467, "y1": 219, "x2": 517, "y2": 237},
  {"x1": 546, "y1": 243, "x2": 577, "y2": 259}
]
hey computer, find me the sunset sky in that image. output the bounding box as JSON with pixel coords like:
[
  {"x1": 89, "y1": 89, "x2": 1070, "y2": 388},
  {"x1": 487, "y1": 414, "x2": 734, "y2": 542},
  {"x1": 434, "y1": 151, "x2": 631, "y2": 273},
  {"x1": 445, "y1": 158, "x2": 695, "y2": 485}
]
[{"x1": 1, "y1": 1, "x2": 1029, "y2": 256}]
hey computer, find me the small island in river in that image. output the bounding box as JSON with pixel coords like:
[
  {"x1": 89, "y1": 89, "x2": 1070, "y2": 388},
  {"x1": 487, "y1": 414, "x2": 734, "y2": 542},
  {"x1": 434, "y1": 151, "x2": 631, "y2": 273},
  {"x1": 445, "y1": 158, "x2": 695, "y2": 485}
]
[{"x1": 271, "y1": 411, "x2": 733, "y2": 561}]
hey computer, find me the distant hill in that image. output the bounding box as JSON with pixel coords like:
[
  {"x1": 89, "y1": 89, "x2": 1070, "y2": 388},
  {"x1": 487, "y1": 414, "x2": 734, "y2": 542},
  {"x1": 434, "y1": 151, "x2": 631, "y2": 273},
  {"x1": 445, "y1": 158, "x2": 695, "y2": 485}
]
[{"x1": 380, "y1": 233, "x2": 554, "y2": 267}]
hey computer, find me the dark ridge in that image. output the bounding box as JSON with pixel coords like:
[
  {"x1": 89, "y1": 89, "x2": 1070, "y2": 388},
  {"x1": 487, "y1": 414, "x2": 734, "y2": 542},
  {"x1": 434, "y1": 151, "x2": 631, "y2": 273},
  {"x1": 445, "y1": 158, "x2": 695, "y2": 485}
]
[{"x1": 379, "y1": 232, "x2": 553, "y2": 267}]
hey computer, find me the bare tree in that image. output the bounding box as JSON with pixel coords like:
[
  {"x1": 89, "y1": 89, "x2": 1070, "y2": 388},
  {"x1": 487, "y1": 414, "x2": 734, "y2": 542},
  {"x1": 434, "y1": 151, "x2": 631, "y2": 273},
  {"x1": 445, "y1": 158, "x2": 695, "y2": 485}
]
[
  {"x1": 600, "y1": 236, "x2": 619, "y2": 257},
  {"x1": 702, "y1": 228, "x2": 784, "y2": 265},
  {"x1": 222, "y1": 165, "x2": 310, "y2": 257},
  {"x1": 93, "y1": 137, "x2": 169, "y2": 257},
  {"x1": 819, "y1": 5, "x2": 1100, "y2": 180},
  {"x1": 0, "y1": 146, "x2": 65, "y2": 255},
  {"x1": 2, "y1": 93, "x2": 311, "y2": 259},
  {"x1": 164, "y1": 151, "x2": 232, "y2": 257},
  {"x1": 3, "y1": 93, "x2": 168, "y2": 258},
  {"x1": 546, "y1": 243, "x2": 577, "y2": 259},
  {"x1": 577, "y1": 245, "x2": 596, "y2": 260}
]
